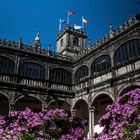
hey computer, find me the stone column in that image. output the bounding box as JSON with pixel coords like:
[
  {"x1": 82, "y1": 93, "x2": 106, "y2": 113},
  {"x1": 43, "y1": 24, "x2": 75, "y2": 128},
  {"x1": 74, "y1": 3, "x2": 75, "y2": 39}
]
[
  {"x1": 89, "y1": 106, "x2": 95, "y2": 139},
  {"x1": 41, "y1": 96, "x2": 50, "y2": 109},
  {"x1": 41, "y1": 101, "x2": 47, "y2": 109},
  {"x1": 9, "y1": 102, "x2": 15, "y2": 117},
  {"x1": 71, "y1": 109, "x2": 77, "y2": 117}
]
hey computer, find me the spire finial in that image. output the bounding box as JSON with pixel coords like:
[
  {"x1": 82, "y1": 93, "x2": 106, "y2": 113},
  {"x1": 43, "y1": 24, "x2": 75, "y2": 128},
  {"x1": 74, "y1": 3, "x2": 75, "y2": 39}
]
[
  {"x1": 19, "y1": 37, "x2": 22, "y2": 42},
  {"x1": 88, "y1": 39, "x2": 92, "y2": 45},
  {"x1": 33, "y1": 32, "x2": 41, "y2": 49},
  {"x1": 88, "y1": 38, "x2": 92, "y2": 47},
  {"x1": 18, "y1": 37, "x2": 23, "y2": 48},
  {"x1": 47, "y1": 44, "x2": 51, "y2": 56},
  {"x1": 109, "y1": 24, "x2": 113, "y2": 34},
  {"x1": 35, "y1": 32, "x2": 40, "y2": 41},
  {"x1": 48, "y1": 44, "x2": 51, "y2": 51},
  {"x1": 109, "y1": 24, "x2": 114, "y2": 38}
]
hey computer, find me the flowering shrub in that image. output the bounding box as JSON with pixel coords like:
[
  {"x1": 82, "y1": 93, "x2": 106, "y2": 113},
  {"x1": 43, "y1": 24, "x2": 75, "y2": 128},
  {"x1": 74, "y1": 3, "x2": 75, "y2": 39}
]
[
  {"x1": 98, "y1": 88, "x2": 140, "y2": 140},
  {"x1": 0, "y1": 108, "x2": 87, "y2": 140}
]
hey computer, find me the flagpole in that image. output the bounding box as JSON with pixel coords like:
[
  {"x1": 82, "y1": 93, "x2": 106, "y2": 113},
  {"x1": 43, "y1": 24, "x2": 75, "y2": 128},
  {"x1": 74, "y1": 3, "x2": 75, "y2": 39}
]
[
  {"x1": 67, "y1": 10, "x2": 69, "y2": 24},
  {"x1": 67, "y1": 15, "x2": 69, "y2": 24},
  {"x1": 82, "y1": 16, "x2": 84, "y2": 30},
  {"x1": 59, "y1": 19, "x2": 61, "y2": 32}
]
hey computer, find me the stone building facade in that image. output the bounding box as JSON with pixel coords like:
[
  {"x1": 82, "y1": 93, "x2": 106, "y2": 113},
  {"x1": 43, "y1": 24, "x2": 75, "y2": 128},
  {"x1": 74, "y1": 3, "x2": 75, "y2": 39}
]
[{"x1": 0, "y1": 13, "x2": 140, "y2": 138}]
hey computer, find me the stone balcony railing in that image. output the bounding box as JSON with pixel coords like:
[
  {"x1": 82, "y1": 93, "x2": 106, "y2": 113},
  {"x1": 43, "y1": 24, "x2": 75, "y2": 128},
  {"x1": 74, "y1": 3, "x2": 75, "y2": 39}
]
[
  {"x1": 0, "y1": 74, "x2": 16, "y2": 83},
  {"x1": 73, "y1": 80, "x2": 89, "y2": 92},
  {"x1": 0, "y1": 73, "x2": 72, "y2": 93},
  {"x1": 115, "y1": 60, "x2": 140, "y2": 77},
  {"x1": 0, "y1": 74, "x2": 46, "y2": 89},
  {"x1": 19, "y1": 78, "x2": 45, "y2": 88},
  {"x1": 49, "y1": 83, "x2": 72, "y2": 92}
]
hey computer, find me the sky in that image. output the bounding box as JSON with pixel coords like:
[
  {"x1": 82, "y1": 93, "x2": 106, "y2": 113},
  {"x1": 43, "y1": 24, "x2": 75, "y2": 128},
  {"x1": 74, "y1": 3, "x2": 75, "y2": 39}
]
[{"x1": 0, "y1": 0, "x2": 139, "y2": 52}]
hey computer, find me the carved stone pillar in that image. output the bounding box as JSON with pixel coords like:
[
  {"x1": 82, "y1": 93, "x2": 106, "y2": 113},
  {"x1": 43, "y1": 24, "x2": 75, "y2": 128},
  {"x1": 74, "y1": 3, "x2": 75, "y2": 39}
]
[
  {"x1": 42, "y1": 101, "x2": 47, "y2": 109},
  {"x1": 41, "y1": 95, "x2": 52, "y2": 109},
  {"x1": 8, "y1": 92, "x2": 16, "y2": 117},
  {"x1": 9, "y1": 102, "x2": 15, "y2": 117},
  {"x1": 89, "y1": 106, "x2": 95, "y2": 139},
  {"x1": 41, "y1": 97, "x2": 49, "y2": 109}
]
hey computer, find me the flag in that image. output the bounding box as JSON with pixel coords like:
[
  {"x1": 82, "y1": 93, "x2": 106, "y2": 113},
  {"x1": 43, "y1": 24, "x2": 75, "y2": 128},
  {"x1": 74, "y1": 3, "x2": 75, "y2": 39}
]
[
  {"x1": 74, "y1": 24, "x2": 82, "y2": 30},
  {"x1": 59, "y1": 19, "x2": 66, "y2": 31},
  {"x1": 68, "y1": 11, "x2": 76, "y2": 16},
  {"x1": 67, "y1": 11, "x2": 76, "y2": 24},
  {"x1": 60, "y1": 19, "x2": 66, "y2": 24},
  {"x1": 82, "y1": 17, "x2": 87, "y2": 24}
]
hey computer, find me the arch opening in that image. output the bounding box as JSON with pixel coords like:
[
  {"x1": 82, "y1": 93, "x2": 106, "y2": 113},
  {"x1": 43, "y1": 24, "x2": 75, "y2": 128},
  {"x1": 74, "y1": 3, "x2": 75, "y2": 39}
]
[
  {"x1": 119, "y1": 85, "x2": 140, "y2": 96},
  {"x1": 74, "y1": 99, "x2": 89, "y2": 135},
  {"x1": 47, "y1": 100, "x2": 70, "y2": 113},
  {"x1": 0, "y1": 56, "x2": 15, "y2": 74},
  {"x1": 114, "y1": 39, "x2": 140, "y2": 65},
  {"x1": 91, "y1": 55, "x2": 111, "y2": 76},
  {"x1": 75, "y1": 66, "x2": 89, "y2": 84},
  {"x1": 49, "y1": 68, "x2": 72, "y2": 85},
  {"x1": 0, "y1": 93, "x2": 9, "y2": 116},
  {"x1": 15, "y1": 96, "x2": 42, "y2": 112},
  {"x1": 19, "y1": 62, "x2": 46, "y2": 80},
  {"x1": 92, "y1": 94, "x2": 113, "y2": 125},
  {"x1": 74, "y1": 99, "x2": 88, "y2": 118}
]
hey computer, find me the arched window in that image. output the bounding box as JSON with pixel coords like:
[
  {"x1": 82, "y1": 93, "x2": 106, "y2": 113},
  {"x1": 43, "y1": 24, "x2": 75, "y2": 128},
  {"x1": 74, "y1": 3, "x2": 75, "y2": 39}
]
[
  {"x1": 49, "y1": 68, "x2": 72, "y2": 85},
  {"x1": 75, "y1": 66, "x2": 89, "y2": 84},
  {"x1": 73, "y1": 36, "x2": 79, "y2": 46},
  {"x1": 60, "y1": 39, "x2": 63, "y2": 47},
  {"x1": 114, "y1": 39, "x2": 140, "y2": 65},
  {"x1": 19, "y1": 62, "x2": 45, "y2": 80},
  {"x1": 0, "y1": 56, "x2": 15, "y2": 74},
  {"x1": 91, "y1": 55, "x2": 111, "y2": 76}
]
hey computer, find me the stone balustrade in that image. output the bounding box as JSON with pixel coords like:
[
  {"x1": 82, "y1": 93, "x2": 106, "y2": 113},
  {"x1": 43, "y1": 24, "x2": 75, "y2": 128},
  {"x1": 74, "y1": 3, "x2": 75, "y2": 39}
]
[
  {"x1": 0, "y1": 74, "x2": 15, "y2": 83},
  {"x1": 50, "y1": 83, "x2": 72, "y2": 91},
  {"x1": 19, "y1": 79, "x2": 44, "y2": 87}
]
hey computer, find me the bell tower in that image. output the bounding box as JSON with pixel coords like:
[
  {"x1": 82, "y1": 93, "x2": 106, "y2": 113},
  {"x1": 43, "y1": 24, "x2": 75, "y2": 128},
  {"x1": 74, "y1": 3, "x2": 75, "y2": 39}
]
[{"x1": 56, "y1": 25, "x2": 87, "y2": 56}]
